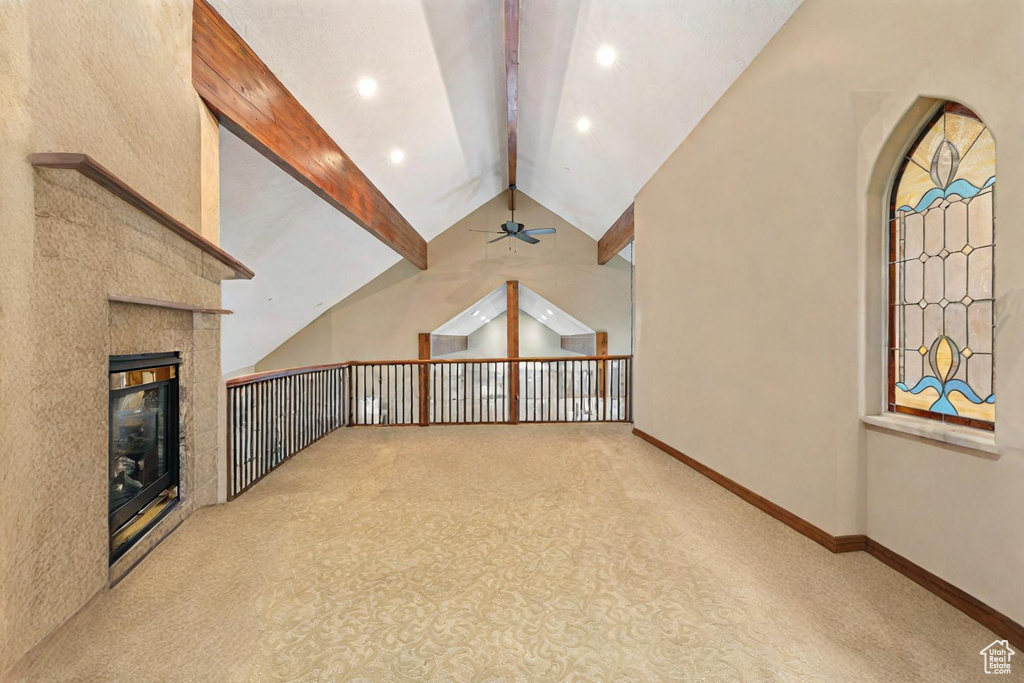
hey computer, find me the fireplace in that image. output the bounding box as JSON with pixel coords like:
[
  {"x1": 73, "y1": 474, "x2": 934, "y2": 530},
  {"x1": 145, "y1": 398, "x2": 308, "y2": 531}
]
[{"x1": 109, "y1": 353, "x2": 181, "y2": 562}]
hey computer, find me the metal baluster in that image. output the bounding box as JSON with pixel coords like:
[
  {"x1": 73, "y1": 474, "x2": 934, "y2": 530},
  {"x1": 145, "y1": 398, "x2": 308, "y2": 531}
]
[
  {"x1": 525, "y1": 361, "x2": 530, "y2": 422},
  {"x1": 252, "y1": 382, "x2": 258, "y2": 483},
  {"x1": 250, "y1": 383, "x2": 256, "y2": 486},
  {"x1": 546, "y1": 363, "x2": 551, "y2": 422},
  {"x1": 272, "y1": 378, "x2": 279, "y2": 467},
  {"x1": 266, "y1": 380, "x2": 272, "y2": 471},
  {"x1": 228, "y1": 388, "x2": 235, "y2": 497},
  {"x1": 253, "y1": 382, "x2": 259, "y2": 483},
  {"x1": 241, "y1": 385, "x2": 247, "y2": 490},
  {"x1": 569, "y1": 361, "x2": 574, "y2": 421},
  {"x1": 586, "y1": 360, "x2": 591, "y2": 421},
  {"x1": 254, "y1": 382, "x2": 262, "y2": 483}
]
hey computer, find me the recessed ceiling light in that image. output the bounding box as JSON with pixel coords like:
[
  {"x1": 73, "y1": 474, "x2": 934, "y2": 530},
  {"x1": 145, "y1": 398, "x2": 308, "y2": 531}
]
[
  {"x1": 546, "y1": 309, "x2": 553, "y2": 315},
  {"x1": 576, "y1": 117, "x2": 592, "y2": 134},
  {"x1": 357, "y1": 77, "x2": 378, "y2": 98},
  {"x1": 596, "y1": 46, "x2": 616, "y2": 67},
  {"x1": 390, "y1": 149, "x2": 405, "y2": 164},
  {"x1": 472, "y1": 310, "x2": 480, "y2": 316}
]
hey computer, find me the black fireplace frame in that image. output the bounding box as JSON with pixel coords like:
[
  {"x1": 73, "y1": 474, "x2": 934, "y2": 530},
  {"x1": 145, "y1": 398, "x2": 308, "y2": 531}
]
[{"x1": 108, "y1": 352, "x2": 181, "y2": 563}]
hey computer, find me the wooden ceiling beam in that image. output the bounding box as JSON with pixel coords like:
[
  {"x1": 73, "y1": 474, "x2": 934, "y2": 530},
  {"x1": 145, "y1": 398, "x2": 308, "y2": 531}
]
[
  {"x1": 505, "y1": 0, "x2": 520, "y2": 204},
  {"x1": 191, "y1": 0, "x2": 427, "y2": 270},
  {"x1": 597, "y1": 203, "x2": 634, "y2": 265},
  {"x1": 506, "y1": 280, "x2": 520, "y2": 424}
]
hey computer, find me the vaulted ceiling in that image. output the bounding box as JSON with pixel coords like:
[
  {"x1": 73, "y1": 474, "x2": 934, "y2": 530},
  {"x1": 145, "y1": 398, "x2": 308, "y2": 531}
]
[
  {"x1": 433, "y1": 283, "x2": 593, "y2": 338},
  {"x1": 215, "y1": 0, "x2": 801, "y2": 373}
]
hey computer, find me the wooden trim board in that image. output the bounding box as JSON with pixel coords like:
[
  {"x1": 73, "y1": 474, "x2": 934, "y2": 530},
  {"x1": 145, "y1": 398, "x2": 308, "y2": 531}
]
[
  {"x1": 632, "y1": 428, "x2": 854, "y2": 552},
  {"x1": 632, "y1": 427, "x2": 1023, "y2": 649},
  {"x1": 865, "y1": 539, "x2": 1023, "y2": 649},
  {"x1": 109, "y1": 295, "x2": 231, "y2": 315},
  {"x1": 31, "y1": 153, "x2": 254, "y2": 279}
]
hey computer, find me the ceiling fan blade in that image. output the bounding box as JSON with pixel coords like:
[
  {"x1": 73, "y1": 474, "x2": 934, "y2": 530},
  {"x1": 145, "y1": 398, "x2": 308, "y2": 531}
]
[
  {"x1": 488, "y1": 235, "x2": 509, "y2": 244},
  {"x1": 522, "y1": 228, "x2": 556, "y2": 235},
  {"x1": 514, "y1": 233, "x2": 540, "y2": 244}
]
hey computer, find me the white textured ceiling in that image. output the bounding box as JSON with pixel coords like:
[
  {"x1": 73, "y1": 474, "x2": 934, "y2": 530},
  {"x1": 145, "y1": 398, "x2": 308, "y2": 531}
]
[
  {"x1": 433, "y1": 285, "x2": 507, "y2": 337},
  {"x1": 519, "y1": 284, "x2": 592, "y2": 336},
  {"x1": 432, "y1": 283, "x2": 592, "y2": 337},
  {"x1": 215, "y1": 0, "x2": 801, "y2": 373}
]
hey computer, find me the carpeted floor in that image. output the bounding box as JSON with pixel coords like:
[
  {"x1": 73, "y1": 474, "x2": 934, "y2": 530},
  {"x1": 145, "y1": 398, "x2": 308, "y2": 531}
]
[{"x1": 7, "y1": 425, "x2": 1005, "y2": 681}]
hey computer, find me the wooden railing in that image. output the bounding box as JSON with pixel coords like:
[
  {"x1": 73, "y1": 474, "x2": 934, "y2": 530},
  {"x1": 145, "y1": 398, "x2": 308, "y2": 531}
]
[
  {"x1": 226, "y1": 355, "x2": 631, "y2": 499},
  {"x1": 518, "y1": 357, "x2": 631, "y2": 423},
  {"x1": 424, "y1": 359, "x2": 513, "y2": 425},
  {"x1": 227, "y1": 364, "x2": 349, "y2": 498}
]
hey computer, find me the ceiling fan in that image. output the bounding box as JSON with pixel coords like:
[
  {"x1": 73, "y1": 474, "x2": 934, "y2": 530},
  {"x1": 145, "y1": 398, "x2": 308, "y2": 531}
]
[
  {"x1": 473, "y1": 184, "x2": 557, "y2": 245},
  {"x1": 472, "y1": 187, "x2": 556, "y2": 245}
]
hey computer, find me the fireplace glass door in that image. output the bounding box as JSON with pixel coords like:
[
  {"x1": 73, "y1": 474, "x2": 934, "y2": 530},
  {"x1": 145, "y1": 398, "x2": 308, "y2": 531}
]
[{"x1": 109, "y1": 354, "x2": 180, "y2": 561}]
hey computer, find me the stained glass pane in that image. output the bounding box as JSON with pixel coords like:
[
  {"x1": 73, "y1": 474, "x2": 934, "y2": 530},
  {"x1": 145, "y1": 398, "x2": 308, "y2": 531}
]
[{"x1": 890, "y1": 102, "x2": 995, "y2": 428}]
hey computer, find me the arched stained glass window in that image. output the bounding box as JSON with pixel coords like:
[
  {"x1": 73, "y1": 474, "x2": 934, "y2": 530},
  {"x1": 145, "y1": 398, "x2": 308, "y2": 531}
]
[{"x1": 889, "y1": 101, "x2": 995, "y2": 430}]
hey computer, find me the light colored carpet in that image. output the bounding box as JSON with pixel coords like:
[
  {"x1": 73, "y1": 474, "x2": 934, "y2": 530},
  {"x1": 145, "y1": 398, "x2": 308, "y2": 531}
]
[{"x1": 7, "y1": 425, "x2": 1005, "y2": 681}]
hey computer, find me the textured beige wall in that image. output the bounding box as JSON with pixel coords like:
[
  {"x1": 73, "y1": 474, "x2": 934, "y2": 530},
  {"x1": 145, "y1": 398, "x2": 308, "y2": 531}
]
[
  {"x1": 257, "y1": 192, "x2": 632, "y2": 369},
  {"x1": 0, "y1": 5, "x2": 35, "y2": 670},
  {"x1": 0, "y1": 0, "x2": 227, "y2": 674},
  {"x1": 635, "y1": 0, "x2": 1024, "y2": 623},
  {"x1": 200, "y1": 104, "x2": 221, "y2": 244}
]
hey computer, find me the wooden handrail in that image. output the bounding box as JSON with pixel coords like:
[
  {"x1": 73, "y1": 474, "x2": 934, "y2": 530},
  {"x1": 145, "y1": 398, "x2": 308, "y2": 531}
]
[
  {"x1": 30, "y1": 152, "x2": 255, "y2": 280},
  {"x1": 226, "y1": 362, "x2": 352, "y2": 387},
  {"x1": 227, "y1": 355, "x2": 633, "y2": 388},
  {"x1": 349, "y1": 355, "x2": 632, "y2": 366}
]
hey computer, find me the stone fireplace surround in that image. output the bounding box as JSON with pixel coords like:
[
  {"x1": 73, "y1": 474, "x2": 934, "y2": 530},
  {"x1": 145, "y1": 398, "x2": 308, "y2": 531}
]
[{"x1": 2, "y1": 159, "x2": 249, "y2": 671}]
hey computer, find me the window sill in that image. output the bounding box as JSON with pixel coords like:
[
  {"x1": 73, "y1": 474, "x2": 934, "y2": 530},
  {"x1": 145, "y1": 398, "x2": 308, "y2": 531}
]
[{"x1": 862, "y1": 414, "x2": 997, "y2": 455}]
